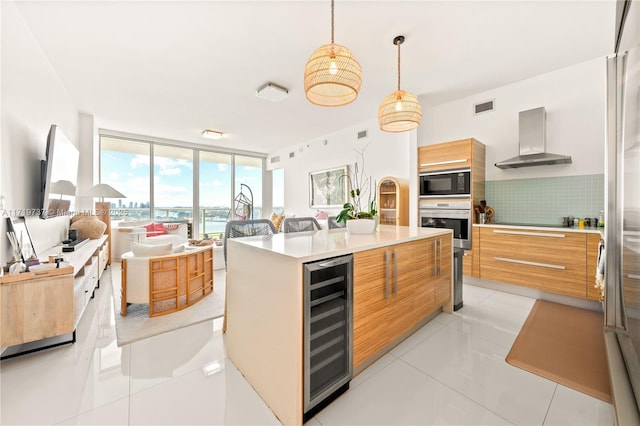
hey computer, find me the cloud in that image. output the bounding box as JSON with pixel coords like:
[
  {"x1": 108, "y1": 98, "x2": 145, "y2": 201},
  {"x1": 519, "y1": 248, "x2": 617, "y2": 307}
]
[
  {"x1": 159, "y1": 167, "x2": 182, "y2": 176},
  {"x1": 108, "y1": 172, "x2": 119, "y2": 180},
  {"x1": 218, "y1": 163, "x2": 228, "y2": 172},
  {"x1": 130, "y1": 155, "x2": 149, "y2": 168}
]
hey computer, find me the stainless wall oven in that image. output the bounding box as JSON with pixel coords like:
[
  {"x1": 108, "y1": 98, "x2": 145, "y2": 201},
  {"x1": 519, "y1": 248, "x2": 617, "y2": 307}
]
[
  {"x1": 420, "y1": 201, "x2": 472, "y2": 249},
  {"x1": 419, "y1": 169, "x2": 471, "y2": 198}
]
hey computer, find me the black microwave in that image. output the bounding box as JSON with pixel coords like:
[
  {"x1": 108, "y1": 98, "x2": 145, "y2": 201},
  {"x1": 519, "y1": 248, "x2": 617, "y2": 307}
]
[{"x1": 419, "y1": 169, "x2": 471, "y2": 198}]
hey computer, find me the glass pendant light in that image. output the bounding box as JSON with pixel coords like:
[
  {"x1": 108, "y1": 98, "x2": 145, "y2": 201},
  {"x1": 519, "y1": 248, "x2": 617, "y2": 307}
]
[
  {"x1": 378, "y1": 35, "x2": 422, "y2": 132},
  {"x1": 304, "y1": 0, "x2": 362, "y2": 107}
]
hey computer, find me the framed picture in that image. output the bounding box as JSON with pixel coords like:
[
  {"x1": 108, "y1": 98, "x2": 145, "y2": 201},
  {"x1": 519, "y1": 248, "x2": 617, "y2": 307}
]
[
  {"x1": 6, "y1": 217, "x2": 37, "y2": 261},
  {"x1": 309, "y1": 165, "x2": 349, "y2": 209}
]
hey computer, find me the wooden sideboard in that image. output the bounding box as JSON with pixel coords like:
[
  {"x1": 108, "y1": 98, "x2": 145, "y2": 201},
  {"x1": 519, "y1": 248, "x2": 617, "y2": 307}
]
[{"x1": 0, "y1": 235, "x2": 109, "y2": 353}]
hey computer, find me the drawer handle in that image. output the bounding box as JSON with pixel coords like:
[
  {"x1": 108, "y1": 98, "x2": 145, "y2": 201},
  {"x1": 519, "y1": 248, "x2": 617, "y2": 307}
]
[
  {"x1": 628, "y1": 274, "x2": 640, "y2": 280},
  {"x1": 420, "y1": 159, "x2": 467, "y2": 167},
  {"x1": 384, "y1": 251, "x2": 390, "y2": 300},
  {"x1": 494, "y1": 257, "x2": 566, "y2": 270},
  {"x1": 393, "y1": 249, "x2": 398, "y2": 296},
  {"x1": 493, "y1": 230, "x2": 566, "y2": 238}
]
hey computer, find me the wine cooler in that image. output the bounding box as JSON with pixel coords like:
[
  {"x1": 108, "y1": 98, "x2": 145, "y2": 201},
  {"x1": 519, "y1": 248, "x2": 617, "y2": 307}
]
[{"x1": 303, "y1": 254, "x2": 353, "y2": 421}]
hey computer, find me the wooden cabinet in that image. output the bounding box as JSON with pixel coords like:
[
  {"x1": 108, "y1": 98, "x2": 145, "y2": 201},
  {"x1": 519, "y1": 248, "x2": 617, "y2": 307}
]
[
  {"x1": 419, "y1": 139, "x2": 473, "y2": 172},
  {"x1": 419, "y1": 138, "x2": 486, "y2": 278},
  {"x1": 478, "y1": 227, "x2": 599, "y2": 299},
  {"x1": 377, "y1": 177, "x2": 409, "y2": 226},
  {"x1": 418, "y1": 138, "x2": 486, "y2": 197},
  {"x1": 353, "y1": 236, "x2": 451, "y2": 368},
  {"x1": 0, "y1": 235, "x2": 109, "y2": 349}
]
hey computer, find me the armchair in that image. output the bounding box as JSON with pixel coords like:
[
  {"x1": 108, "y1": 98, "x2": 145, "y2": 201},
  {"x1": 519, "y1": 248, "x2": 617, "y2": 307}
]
[{"x1": 120, "y1": 243, "x2": 213, "y2": 317}]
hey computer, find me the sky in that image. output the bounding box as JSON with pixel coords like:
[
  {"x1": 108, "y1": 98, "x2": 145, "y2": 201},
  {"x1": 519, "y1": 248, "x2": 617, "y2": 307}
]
[{"x1": 101, "y1": 150, "x2": 264, "y2": 210}]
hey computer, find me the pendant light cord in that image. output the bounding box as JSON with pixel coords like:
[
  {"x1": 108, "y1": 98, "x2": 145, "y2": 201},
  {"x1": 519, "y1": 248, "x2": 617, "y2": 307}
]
[
  {"x1": 397, "y1": 41, "x2": 401, "y2": 91},
  {"x1": 331, "y1": 0, "x2": 335, "y2": 44}
]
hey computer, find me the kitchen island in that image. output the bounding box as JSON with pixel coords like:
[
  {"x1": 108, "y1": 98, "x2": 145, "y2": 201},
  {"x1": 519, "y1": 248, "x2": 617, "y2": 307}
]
[{"x1": 224, "y1": 225, "x2": 452, "y2": 425}]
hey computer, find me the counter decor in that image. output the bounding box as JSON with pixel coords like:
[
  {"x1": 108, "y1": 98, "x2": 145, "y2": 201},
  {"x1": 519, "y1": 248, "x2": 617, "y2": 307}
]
[
  {"x1": 336, "y1": 144, "x2": 378, "y2": 234},
  {"x1": 346, "y1": 217, "x2": 376, "y2": 234}
]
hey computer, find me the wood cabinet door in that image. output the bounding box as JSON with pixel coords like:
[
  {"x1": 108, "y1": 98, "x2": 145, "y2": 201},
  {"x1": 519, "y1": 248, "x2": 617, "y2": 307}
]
[
  {"x1": 419, "y1": 139, "x2": 472, "y2": 172},
  {"x1": 411, "y1": 237, "x2": 436, "y2": 323},
  {"x1": 353, "y1": 247, "x2": 391, "y2": 367},
  {"x1": 386, "y1": 242, "x2": 417, "y2": 341},
  {"x1": 479, "y1": 227, "x2": 587, "y2": 298}
]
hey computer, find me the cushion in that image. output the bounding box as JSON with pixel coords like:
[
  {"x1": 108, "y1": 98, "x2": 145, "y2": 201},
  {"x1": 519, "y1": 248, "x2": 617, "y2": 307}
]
[
  {"x1": 153, "y1": 223, "x2": 167, "y2": 235},
  {"x1": 70, "y1": 217, "x2": 107, "y2": 239},
  {"x1": 131, "y1": 242, "x2": 173, "y2": 257},
  {"x1": 270, "y1": 212, "x2": 285, "y2": 231},
  {"x1": 143, "y1": 223, "x2": 167, "y2": 237},
  {"x1": 144, "y1": 223, "x2": 155, "y2": 237}
]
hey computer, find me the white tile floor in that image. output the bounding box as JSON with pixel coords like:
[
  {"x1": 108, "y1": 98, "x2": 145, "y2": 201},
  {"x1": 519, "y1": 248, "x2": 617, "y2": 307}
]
[{"x1": 0, "y1": 267, "x2": 615, "y2": 425}]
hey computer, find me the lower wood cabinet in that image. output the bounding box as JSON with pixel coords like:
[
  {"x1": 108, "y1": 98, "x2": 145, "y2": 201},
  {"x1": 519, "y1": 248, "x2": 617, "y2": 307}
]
[
  {"x1": 353, "y1": 236, "x2": 452, "y2": 368},
  {"x1": 478, "y1": 227, "x2": 601, "y2": 299},
  {"x1": 0, "y1": 235, "x2": 109, "y2": 348}
]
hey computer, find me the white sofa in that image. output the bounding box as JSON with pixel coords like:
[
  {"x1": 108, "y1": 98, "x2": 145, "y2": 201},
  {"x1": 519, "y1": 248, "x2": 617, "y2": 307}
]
[{"x1": 112, "y1": 220, "x2": 189, "y2": 260}]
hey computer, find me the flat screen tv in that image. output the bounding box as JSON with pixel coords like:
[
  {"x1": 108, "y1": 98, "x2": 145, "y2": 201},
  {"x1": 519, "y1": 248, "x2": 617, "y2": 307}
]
[{"x1": 40, "y1": 124, "x2": 79, "y2": 219}]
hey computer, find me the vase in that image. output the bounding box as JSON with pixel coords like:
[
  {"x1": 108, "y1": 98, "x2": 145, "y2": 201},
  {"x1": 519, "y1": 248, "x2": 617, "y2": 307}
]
[{"x1": 346, "y1": 219, "x2": 376, "y2": 234}]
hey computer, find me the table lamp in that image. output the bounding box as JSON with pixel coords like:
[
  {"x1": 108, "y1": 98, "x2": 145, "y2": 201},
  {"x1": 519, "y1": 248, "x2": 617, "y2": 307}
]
[{"x1": 81, "y1": 183, "x2": 126, "y2": 265}]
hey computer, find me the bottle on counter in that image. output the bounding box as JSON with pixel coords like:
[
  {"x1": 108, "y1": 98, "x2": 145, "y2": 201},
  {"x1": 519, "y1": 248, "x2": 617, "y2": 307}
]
[{"x1": 598, "y1": 210, "x2": 605, "y2": 227}]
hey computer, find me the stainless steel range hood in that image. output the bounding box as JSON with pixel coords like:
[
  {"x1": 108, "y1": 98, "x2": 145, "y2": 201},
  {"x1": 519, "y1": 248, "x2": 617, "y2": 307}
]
[{"x1": 495, "y1": 107, "x2": 572, "y2": 169}]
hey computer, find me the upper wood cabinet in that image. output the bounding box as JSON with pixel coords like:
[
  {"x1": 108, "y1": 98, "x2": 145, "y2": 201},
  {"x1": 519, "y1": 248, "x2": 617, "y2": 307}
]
[
  {"x1": 419, "y1": 139, "x2": 473, "y2": 172},
  {"x1": 418, "y1": 138, "x2": 486, "y2": 202},
  {"x1": 377, "y1": 177, "x2": 409, "y2": 226}
]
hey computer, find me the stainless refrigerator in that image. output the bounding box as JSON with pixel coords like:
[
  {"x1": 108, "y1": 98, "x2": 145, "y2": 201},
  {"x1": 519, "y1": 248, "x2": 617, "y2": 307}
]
[{"x1": 604, "y1": 0, "x2": 640, "y2": 423}]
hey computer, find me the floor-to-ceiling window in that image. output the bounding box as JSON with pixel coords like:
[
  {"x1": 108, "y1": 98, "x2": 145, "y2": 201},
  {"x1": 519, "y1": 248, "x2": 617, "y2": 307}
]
[
  {"x1": 99, "y1": 134, "x2": 266, "y2": 235},
  {"x1": 100, "y1": 137, "x2": 150, "y2": 220},
  {"x1": 199, "y1": 151, "x2": 232, "y2": 239},
  {"x1": 153, "y1": 145, "x2": 193, "y2": 223},
  {"x1": 234, "y1": 155, "x2": 263, "y2": 219}
]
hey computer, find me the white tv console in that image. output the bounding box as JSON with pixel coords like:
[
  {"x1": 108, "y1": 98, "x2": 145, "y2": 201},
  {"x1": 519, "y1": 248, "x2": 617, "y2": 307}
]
[{"x1": 0, "y1": 235, "x2": 109, "y2": 359}]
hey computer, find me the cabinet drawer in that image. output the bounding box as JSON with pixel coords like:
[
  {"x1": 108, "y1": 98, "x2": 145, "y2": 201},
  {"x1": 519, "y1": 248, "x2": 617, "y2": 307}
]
[{"x1": 479, "y1": 228, "x2": 587, "y2": 298}]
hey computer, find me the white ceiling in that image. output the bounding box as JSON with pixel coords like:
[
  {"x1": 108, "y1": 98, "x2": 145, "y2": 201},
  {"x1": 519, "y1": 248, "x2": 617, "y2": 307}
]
[{"x1": 14, "y1": 1, "x2": 616, "y2": 155}]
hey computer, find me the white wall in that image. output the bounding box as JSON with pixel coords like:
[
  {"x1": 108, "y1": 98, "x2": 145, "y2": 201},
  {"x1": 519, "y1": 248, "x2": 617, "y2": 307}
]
[
  {"x1": 1, "y1": 2, "x2": 81, "y2": 264},
  {"x1": 268, "y1": 118, "x2": 411, "y2": 219},
  {"x1": 418, "y1": 57, "x2": 606, "y2": 181}
]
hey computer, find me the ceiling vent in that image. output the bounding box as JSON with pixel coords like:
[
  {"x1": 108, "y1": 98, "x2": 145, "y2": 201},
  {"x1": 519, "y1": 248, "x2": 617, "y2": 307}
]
[
  {"x1": 256, "y1": 82, "x2": 289, "y2": 102},
  {"x1": 289, "y1": 152, "x2": 295, "y2": 158},
  {"x1": 357, "y1": 129, "x2": 368, "y2": 139},
  {"x1": 270, "y1": 156, "x2": 280, "y2": 164},
  {"x1": 474, "y1": 100, "x2": 495, "y2": 115}
]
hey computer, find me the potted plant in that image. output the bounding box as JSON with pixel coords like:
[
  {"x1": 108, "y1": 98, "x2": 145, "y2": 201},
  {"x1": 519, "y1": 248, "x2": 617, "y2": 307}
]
[{"x1": 336, "y1": 145, "x2": 378, "y2": 233}]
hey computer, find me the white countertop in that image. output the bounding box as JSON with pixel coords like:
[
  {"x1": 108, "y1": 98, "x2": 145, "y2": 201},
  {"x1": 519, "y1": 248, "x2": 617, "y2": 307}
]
[
  {"x1": 227, "y1": 225, "x2": 451, "y2": 262},
  {"x1": 474, "y1": 223, "x2": 603, "y2": 235}
]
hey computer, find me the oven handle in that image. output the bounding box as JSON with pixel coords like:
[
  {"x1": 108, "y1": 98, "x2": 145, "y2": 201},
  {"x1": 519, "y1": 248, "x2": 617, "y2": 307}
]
[{"x1": 420, "y1": 210, "x2": 471, "y2": 220}]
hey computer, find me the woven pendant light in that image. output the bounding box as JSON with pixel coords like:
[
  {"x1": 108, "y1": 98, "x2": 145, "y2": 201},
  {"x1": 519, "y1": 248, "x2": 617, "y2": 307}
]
[
  {"x1": 304, "y1": 0, "x2": 362, "y2": 107},
  {"x1": 378, "y1": 35, "x2": 422, "y2": 132}
]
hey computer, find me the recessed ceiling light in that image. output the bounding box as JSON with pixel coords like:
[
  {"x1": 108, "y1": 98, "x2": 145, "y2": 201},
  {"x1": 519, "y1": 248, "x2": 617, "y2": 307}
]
[
  {"x1": 202, "y1": 129, "x2": 223, "y2": 140},
  {"x1": 256, "y1": 82, "x2": 289, "y2": 102}
]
